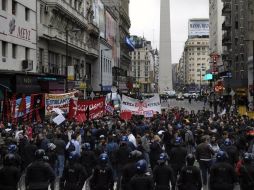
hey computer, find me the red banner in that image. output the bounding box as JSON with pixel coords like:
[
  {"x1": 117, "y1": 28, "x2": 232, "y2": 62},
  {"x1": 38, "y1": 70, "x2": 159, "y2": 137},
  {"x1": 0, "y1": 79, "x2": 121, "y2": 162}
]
[{"x1": 69, "y1": 97, "x2": 105, "y2": 122}]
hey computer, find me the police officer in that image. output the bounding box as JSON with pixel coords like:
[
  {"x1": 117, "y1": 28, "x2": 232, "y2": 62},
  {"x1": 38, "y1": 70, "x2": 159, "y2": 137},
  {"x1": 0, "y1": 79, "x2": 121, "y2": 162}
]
[
  {"x1": 130, "y1": 159, "x2": 154, "y2": 190},
  {"x1": 0, "y1": 154, "x2": 21, "y2": 190},
  {"x1": 80, "y1": 143, "x2": 97, "y2": 177},
  {"x1": 90, "y1": 153, "x2": 114, "y2": 190},
  {"x1": 209, "y1": 151, "x2": 237, "y2": 190},
  {"x1": 221, "y1": 138, "x2": 239, "y2": 167},
  {"x1": 238, "y1": 153, "x2": 254, "y2": 190},
  {"x1": 177, "y1": 154, "x2": 202, "y2": 190},
  {"x1": 169, "y1": 137, "x2": 187, "y2": 179},
  {"x1": 121, "y1": 150, "x2": 143, "y2": 190},
  {"x1": 60, "y1": 153, "x2": 88, "y2": 190},
  {"x1": 8, "y1": 144, "x2": 22, "y2": 168},
  {"x1": 25, "y1": 149, "x2": 55, "y2": 190},
  {"x1": 153, "y1": 153, "x2": 176, "y2": 190}
]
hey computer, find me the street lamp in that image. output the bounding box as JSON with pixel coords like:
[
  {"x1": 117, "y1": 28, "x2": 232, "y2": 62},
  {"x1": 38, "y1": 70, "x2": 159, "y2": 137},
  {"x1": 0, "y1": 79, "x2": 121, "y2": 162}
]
[
  {"x1": 65, "y1": 27, "x2": 81, "y2": 92},
  {"x1": 100, "y1": 48, "x2": 111, "y2": 94},
  {"x1": 200, "y1": 66, "x2": 205, "y2": 95}
]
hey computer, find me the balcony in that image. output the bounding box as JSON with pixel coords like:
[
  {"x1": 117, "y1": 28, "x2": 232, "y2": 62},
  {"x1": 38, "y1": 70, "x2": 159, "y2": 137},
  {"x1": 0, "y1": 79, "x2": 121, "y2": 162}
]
[
  {"x1": 87, "y1": 22, "x2": 99, "y2": 37},
  {"x1": 222, "y1": 32, "x2": 232, "y2": 45},
  {"x1": 222, "y1": 3, "x2": 231, "y2": 16},
  {"x1": 222, "y1": 18, "x2": 231, "y2": 30},
  {"x1": 46, "y1": 0, "x2": 88, "y2": 28}
]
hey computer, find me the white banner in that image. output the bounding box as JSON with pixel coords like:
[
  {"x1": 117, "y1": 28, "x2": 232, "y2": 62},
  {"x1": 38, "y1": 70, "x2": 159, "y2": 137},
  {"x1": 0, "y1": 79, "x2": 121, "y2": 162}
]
[
  {"x1": 188, "y1": 19, "x2": 209, "y2": 37},
  {"x1": 121, "y1": 94, "x2": 161, "y2": 116}
]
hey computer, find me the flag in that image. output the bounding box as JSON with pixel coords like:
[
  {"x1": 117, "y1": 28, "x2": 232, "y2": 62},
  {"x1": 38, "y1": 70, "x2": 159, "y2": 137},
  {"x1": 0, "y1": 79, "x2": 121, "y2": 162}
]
[{"x1": 120, "y1": 111, "x2": 132, "y2": 121}]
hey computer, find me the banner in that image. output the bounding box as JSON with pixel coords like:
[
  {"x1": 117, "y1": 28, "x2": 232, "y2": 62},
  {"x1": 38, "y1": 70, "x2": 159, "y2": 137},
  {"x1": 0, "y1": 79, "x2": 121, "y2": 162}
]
[
  {"x1": 121, "y1": 94, "x2": 161, "y2": 116},
  {"x1": 188, "y1": 19, "x2": 209, "y2": 37},
  {"x1": 45, "y1": 92, "x2": 76, "y2": 116},
  {"x1": 69, "y1": 97, "x2": 105, "y2": 122}
]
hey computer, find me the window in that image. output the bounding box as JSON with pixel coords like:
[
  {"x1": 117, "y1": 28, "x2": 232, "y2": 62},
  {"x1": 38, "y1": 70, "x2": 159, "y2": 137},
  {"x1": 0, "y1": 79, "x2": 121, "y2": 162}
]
[
  {"x1": 25, "y1": 47, "x2": 30, "y2": 59},
  {"x1": 12, "y1": 0, "x2": 17, "y2": 15},
  {"x1": 2, "y1": 41, "x2": 7, "y2": 57},
  {"x1": 1, "y1": 0, "x2": 6, "y2": 11},
  {"x1": 12, "y1": 44, "x2": 17, "y2": 58},
  {"x1": 25, "y1": 7, "x2": 29, "y2": 21}
]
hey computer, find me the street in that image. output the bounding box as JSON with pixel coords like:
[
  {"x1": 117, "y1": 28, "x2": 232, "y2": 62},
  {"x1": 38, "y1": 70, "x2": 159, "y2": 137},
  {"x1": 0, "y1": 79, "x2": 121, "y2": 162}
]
[{"x1": 161, "y1": 98, "x2": 211, "y2": 112}]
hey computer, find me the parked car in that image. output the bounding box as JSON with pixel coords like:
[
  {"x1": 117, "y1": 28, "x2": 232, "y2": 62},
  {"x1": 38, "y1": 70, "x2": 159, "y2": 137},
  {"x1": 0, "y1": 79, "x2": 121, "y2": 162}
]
[
  {"x1": 164, "y1": 90, "x2": 176, "y2": 98},
  {"x1": 176, "y1": 93, "x2": 184, "y2": 100},
  {"x1": 183, "y1": 92, "x2": 190, "y2": 98}
]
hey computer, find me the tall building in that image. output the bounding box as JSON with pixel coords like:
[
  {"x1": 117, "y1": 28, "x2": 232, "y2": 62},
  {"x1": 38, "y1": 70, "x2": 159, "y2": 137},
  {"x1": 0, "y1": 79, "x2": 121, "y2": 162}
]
[
  {"x1": 221, "y1": 0, "x2": 248, "y2": 97},
  {"x1": 102, "y1": 0, "x2": 132, "y2": 93},
  {"x1": 0, "y1": 0, "x2": 37, "y2": 94},
  {"x1": 37, "y1": 0, "x2": 99, "y2": 93},
  {"x1": 159, "y1": 0, "x2": 172, "y2": 92},
  {"x1": 209, "y1": 0, "x2": 224, "y2": 71},
  {"x1": 130, "y1": 36, "x2": 153, "y2": 93},
  {"x1": 184, "y1": 38, "x2": 210, "y2": 90}
]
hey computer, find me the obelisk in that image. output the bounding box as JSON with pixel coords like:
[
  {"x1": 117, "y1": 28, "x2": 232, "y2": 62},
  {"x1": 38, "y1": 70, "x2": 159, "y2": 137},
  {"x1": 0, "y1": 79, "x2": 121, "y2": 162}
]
[{"x1": 159, "y1": 0, "x2": 173, "y2": 92}]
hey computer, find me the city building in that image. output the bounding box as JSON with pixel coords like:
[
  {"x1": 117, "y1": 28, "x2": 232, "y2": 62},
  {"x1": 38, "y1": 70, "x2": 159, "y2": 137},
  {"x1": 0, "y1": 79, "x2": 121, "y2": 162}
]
[
  {"x1": 184, "y1": 38, "x2": 210, "y2": 90},
  {"x1": 159, "y1": 0, "x2": 172, "y2": 92},
  {"x1": 221, "y1": 0, "x2": 248, "y2": 99},
  {"x1": 37, "y1": 0, "x2": 99, "y2": 93},
  {"x1": 130, "y1": 36, "x2": 153, "y2": 93},
  {"x1": 0, "y1": 0, "x2": 38, "y2": 94},
  {"x1": 209, "y1": 0, "x2": 224, "y2": 72}
]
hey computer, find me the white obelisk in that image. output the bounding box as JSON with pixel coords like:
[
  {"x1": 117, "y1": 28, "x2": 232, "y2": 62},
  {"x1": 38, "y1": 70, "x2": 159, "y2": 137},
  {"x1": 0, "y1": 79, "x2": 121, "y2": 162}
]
[{"x1": 159, "y1": 0, "x2": 173, "y2": 92}]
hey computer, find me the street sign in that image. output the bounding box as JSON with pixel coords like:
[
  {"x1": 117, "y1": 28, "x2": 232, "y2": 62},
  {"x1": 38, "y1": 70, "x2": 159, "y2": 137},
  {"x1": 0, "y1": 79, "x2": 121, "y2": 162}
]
[{"x1": 90, "y1": 91, "x2": 95, "y2": 100}]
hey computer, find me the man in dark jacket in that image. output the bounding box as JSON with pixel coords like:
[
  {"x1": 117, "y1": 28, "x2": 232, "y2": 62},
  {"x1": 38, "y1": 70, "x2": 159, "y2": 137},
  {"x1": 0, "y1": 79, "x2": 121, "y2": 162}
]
[
  {"x1": 221, "y1": 138, "x2": 239, "y2": 167},
  {"x1": 0, "y1": 154, "x2": 21, "y2": 190},
  {"x1": 238, "y1": 153, "x2": 254, "y2": 190},
  {"x1": 209, "y1": 151, "x2": 237, "y2": 190},
  {"x1": 53, "y1": 133, "x2": 66, "y2": 177},
  {"x1": 153, "y1": 153, "x2": 176, "y2": 190},
  {"x1": 178, "y1": 154, "x2": 202, "y2": 190},
  {"x1": 130, "y1": 159, "x2": 154, "y2": 190},
  {"x1": 169, "y1": 137, "x2": 187, "y2": 179},
  {"x1": 90, "y1": 153, "x2": 114, "y2": 190},
  {"x1": 25, "y1": 149, "x2": 55, "y2": 190},
  {"x1": 195, "y1": 136, "x2": 214, "y2": 186},
  {"x1": 60, "y1": 153, "x2": 88, "y2": 190}
]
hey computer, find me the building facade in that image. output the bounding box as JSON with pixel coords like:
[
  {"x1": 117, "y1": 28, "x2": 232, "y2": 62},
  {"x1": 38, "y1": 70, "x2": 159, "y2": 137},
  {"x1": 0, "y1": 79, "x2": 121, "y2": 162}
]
[
  {"x1": 130, "y1": 37, "x2": 153, "y2": 93},
  {"x1": 209, "y1": 0, "x2": 224, "y2": 71},
  {"x1": 221, "y1": 0, "x2": 248, "y2": 98},
  {"x1": 184, "y1": 38, "x2": 210, "y2": 89}
]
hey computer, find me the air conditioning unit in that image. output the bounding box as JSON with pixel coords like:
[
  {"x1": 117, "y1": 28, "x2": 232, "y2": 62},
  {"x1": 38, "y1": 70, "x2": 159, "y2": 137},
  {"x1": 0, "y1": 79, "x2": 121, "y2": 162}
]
[
  {"x1": 45, "y1": 5, "x2": 49, "y2": 13},
  {"x1": 2, "y1": 57, "x2": 6, "y2": 62},
  {"x1": 22, "y1": 60, "x2": 33, "y2": 71}
]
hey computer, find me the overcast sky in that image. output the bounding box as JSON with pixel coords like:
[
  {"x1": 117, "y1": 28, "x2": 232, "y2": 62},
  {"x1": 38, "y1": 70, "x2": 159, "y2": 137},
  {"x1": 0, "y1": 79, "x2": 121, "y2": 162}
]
[{"x1": 129, "y1": 0, "x2": 209, "y2": 63}]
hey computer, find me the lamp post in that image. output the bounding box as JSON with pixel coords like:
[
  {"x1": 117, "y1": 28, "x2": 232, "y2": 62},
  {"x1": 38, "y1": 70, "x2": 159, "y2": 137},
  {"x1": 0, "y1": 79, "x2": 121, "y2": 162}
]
[
  {"x1": 200, "y1": 66, "x2": 205, "y2": 95},
  {"x1": 100, "y1": 48, "x2": 111, "y2": 94},
  {"x1": 65, "y1": 28, "x2": 80, "y2": 92}
]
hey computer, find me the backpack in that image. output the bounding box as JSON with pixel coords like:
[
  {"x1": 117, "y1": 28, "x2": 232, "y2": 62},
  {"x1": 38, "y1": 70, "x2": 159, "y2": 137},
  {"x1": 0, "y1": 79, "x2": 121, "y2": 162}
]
[{"x1": 67, "y1": 141, "x2": 76, "y2": 153}]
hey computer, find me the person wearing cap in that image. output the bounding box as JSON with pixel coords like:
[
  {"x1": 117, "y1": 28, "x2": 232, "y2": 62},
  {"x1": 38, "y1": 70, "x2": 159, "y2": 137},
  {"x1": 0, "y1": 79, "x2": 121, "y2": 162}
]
[
  {"x1": 153, "y1": 153, "x2": 176, "y2": 190},
  {"x1": 80, "y1": 142, "x2": 97, "y2": 177},
  {"x1": 60, "y1": 153, "x2": 88, "y2": 190},
  {"x1": 25, "y1": 149, "x2": 55, "y2": 190},
  {"x1": 238, "y1": 153, "x2": 254, "y2": 190},
  {"x1": 169, "y1": 137, "x2": 187, "y2": 179},
  {"x1": 209, "y1": 151, "x2": 237, "y2": 190},
  {"x1": 121, "y1": 150, "x2": 143, "y2": 190},
  {"x1": 130, "y1": 159, "x2": 154, "y2": 190},
  {"x1": 0, "y1": 153, "x2": 21, "y2": 190},
  {"x1": 177, "y1": 154, "x2": 202, "y2": 190},
  {"x1": 90, "y1": 153, "x2": 114, "y2": 190},
  {"x1": 45, "y1": 143, "x2": 57, "y2": 170},
  {"x1": 220, "y1": 138, "x2": 239, "y2": 167}
]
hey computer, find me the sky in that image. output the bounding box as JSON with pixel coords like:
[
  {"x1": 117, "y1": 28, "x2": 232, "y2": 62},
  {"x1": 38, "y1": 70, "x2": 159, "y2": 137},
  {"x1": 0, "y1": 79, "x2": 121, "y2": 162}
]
[{"x1": 129, "y1": 0, "x2": 209, "y2": 63}]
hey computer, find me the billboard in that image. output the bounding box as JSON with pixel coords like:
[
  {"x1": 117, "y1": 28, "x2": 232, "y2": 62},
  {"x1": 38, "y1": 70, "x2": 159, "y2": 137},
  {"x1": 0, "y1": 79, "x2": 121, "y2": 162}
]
[
  {"x1": 188, "y1": 19, "x2": 209, "y2": 37},
  {"x1": 129, "y1": 36, "x2": 145, "y2": 49}
]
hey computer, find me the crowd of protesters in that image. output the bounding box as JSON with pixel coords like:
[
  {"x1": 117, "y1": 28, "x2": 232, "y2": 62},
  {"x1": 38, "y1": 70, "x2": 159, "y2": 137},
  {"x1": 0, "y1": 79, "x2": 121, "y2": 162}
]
[{"x1": 0, "y1": 106, "x2": 254, "y2": 190}]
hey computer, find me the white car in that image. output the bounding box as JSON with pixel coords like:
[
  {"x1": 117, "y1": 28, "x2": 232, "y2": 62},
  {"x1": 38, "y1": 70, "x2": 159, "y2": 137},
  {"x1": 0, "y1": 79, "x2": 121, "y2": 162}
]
[
  {"x1": 164, "y1": 90, "x2": 176, "y2": 98},
  {"x1": 183, "y1": 93, "x2": 190, "y2": 98}
]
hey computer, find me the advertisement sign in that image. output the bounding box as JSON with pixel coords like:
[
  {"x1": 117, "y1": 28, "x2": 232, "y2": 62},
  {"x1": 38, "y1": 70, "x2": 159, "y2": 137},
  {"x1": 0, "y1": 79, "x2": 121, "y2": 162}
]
[
  {"x1": 129, "y1": 35, "x2": 145, "y2": 49},
  {"x1": 68, "y1": 97, "x2": 105, "y2": 122},
  {"x1": 121, "y1": 94, "x2": 161, "y2": 115},
  {"x1": 45, "y1": 92, "x2": 76, "y2": 116},
  {"x1": 188, "y1": 19, "x2": 209, "y2": 37}
]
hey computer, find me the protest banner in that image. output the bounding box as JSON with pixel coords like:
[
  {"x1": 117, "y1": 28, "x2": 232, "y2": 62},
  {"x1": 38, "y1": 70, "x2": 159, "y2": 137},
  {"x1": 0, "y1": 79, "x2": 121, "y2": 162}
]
[
  {"x1": 45, "y1": 92, "x2": 76, "y2": 116},
  {"x1": 121, "y1": 94, "x2": 161, "y2": 116},
  {"x1": 68, "y1": 97, "x2": 105, "y2": 122}
]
